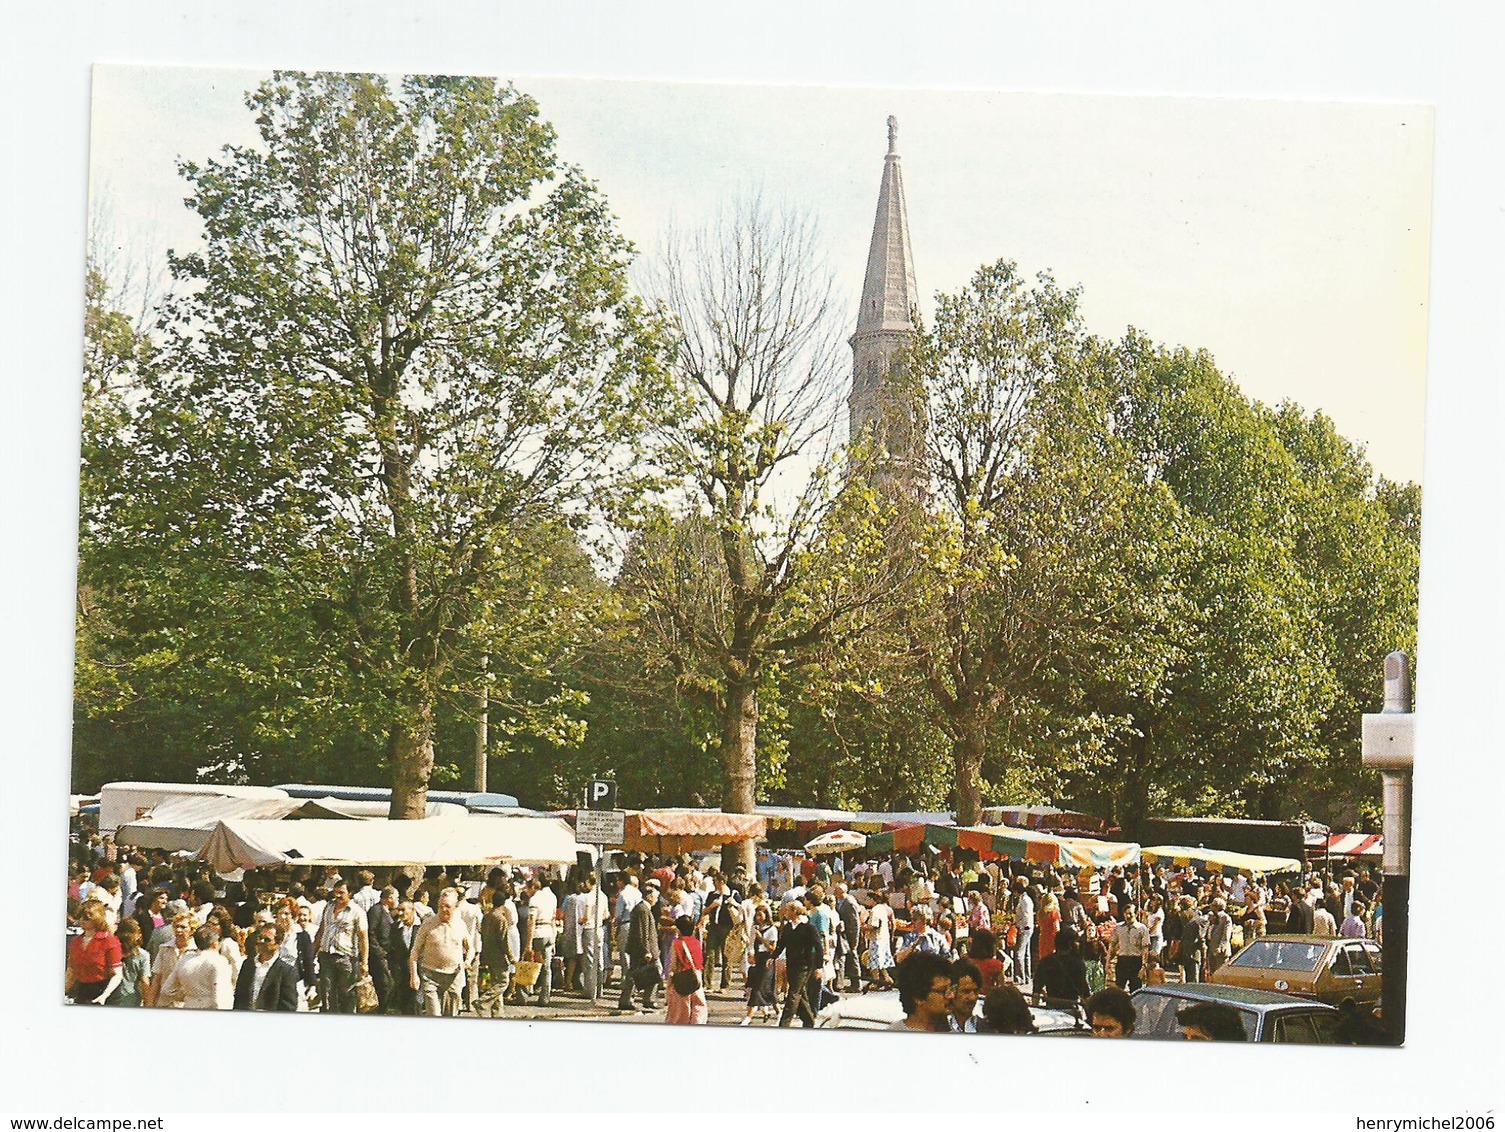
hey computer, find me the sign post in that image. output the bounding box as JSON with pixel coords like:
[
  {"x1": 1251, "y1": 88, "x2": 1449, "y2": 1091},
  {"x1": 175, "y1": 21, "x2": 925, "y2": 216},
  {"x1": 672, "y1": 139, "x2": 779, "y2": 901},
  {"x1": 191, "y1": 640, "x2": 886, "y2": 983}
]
[
  {"x1": 1361, "y1": 650, "x2": 1414, "y2": 1046},
  {"x1": 581, "y1": 779, "x2": 624, "y2": 1003}
]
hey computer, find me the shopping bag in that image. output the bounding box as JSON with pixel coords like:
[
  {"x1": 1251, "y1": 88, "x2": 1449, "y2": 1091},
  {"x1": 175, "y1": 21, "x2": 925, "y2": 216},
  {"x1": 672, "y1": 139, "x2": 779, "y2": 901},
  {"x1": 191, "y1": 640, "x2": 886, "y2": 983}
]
[
  {"x1": 354, "y1": 975, "x2": 380, "y2": 1014},
  {"x1": 513, "y1": 958, "x2": 542, "y2": 988}
]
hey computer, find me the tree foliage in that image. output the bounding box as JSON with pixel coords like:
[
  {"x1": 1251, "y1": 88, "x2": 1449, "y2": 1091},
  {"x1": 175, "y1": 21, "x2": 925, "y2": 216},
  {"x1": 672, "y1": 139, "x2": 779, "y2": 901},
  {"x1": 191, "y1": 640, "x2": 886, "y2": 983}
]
[
  {"x1": 896, "y1": 262, "x2": 1180, "y2": 825},
  {"x1": 75, "y1": 73, "x2": 670, "y2": 809}
]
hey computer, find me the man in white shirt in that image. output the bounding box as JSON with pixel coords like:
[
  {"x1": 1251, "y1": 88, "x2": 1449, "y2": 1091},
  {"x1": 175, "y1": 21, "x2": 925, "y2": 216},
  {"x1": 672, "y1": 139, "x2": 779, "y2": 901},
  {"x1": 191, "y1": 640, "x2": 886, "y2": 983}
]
[
  {"x1": 613, "y1": 874, "x2": 642, "y2": 988},
  {"x1": 92, "y1": 875, "x2": 124, "y2": 932},
  {"x1": 350, "y1": 870, "x2": 382, "y2": 913},
  {"x1": 159, "y1": 925, "x2": 234, "y2": 1010},
  {"x1": 1313, "y1": 902, "x2": 1338, "y2": 938},
  {"x1": 522, "y1": 876, "x2": 559, "y2": 1007},
  {"x1": 119, "y1": 858, "x2": 140, "y2": 914},
  {"x1": 1110, "y1": 905, "x2": 1152, "y2": 991},
  {"x1": 576, "y1": 872, "x2": 610, "y2": 1001}
]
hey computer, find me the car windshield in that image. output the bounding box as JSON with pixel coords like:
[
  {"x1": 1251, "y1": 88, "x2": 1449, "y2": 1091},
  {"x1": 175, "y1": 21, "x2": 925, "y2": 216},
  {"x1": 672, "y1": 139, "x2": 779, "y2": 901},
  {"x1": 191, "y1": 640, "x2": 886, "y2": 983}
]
[
  {"x1": 1132, "y1": 994, "x2": 1258, "y2": 1041},
  {"x1": 1228, "y1": 939, "x2": 1325, "y2": 972}
]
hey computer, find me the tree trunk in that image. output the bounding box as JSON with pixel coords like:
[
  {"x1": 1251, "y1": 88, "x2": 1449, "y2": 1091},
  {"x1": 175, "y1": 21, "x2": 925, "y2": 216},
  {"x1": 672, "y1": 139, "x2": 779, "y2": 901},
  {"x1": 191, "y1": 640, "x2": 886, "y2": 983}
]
[
  {"x1": 953, "y1": 726, "x2": 986, "y2": 827},
  {"x1": 389, "y1": 682, "x2": 437, "y2": 820},
  {"x1": 720, "y1": 676, "x2": 759, "y2": 876},
  {"x1": 1115, "y1": 728, "x2": 1153, "y2": 841}
]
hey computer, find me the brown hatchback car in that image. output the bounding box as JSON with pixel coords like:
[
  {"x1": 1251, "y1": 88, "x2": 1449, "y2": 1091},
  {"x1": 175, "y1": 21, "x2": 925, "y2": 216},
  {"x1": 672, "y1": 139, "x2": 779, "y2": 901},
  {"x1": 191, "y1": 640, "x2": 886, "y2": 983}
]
[{"x1": 1210, "y1": 934, "x2": 1382, "y2": 1009}]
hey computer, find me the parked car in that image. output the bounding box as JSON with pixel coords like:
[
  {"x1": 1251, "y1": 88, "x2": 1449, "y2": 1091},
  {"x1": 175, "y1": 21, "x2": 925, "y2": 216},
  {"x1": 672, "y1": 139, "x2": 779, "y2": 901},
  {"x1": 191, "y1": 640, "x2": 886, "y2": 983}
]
[
  {"x1": 1130, "y1": 984, "x2": 1340, "y2": 1043},
  {"x1": 1210, "y1": 934, "x2": 1382, "y2": 1009},
  {"x1": 813, "y1": 989, "x2": 1084, "y2": 1034}
]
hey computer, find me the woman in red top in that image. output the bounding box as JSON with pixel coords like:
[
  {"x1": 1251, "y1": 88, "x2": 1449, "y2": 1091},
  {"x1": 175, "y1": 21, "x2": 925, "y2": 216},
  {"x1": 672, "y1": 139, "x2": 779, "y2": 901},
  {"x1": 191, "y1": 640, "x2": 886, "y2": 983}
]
[
  {"x1": 67, "y1": 901, "x2": 123, "y2": 1005},
  {"x1": 664, "y1": 915, "x2": 708, "y2": 1025}
]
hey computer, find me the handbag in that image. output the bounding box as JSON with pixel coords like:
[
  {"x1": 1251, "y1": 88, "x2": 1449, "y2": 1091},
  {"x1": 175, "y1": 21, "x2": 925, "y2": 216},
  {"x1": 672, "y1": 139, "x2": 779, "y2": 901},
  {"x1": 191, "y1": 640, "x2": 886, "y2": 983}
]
[
  {"x1": 513, "y1": 950, "x2": 543, "y2": 988},
  {"x1": 670, "y1": 939, "x2": 702, "y2": 996},
  {"x1": 354, "y1": 974, "x2": 380, "y2": 1014}
]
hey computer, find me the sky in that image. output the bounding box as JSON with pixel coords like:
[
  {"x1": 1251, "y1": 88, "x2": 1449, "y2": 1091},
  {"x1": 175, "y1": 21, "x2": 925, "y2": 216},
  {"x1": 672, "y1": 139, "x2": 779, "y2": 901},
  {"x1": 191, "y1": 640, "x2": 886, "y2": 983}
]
[{"x1": 88, "y1": 65, "x2": 1432, "y2": 484}]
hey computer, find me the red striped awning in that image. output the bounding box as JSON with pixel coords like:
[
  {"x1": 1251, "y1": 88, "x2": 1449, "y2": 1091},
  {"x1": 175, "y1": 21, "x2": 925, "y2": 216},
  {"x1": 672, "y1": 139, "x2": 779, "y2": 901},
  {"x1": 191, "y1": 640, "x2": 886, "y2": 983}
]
[{"x1": 1320, "y1": 833, "x2": 1383, "y2": 857}]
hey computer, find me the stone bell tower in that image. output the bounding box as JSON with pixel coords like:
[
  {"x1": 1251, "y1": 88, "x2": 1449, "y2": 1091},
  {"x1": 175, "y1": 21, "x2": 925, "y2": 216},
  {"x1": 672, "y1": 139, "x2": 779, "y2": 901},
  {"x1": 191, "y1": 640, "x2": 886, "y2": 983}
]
[{"x1": 849, "y1": 116, "x2": 923, "y2": 481}]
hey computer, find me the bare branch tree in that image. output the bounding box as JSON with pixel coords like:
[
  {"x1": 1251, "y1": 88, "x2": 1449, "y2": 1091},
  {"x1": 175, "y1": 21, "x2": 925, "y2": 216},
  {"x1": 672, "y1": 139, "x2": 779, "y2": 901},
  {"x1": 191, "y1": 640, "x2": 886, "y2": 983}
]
[{"x1": 627, "y1": 196, "x2": 905, "y2": 872}]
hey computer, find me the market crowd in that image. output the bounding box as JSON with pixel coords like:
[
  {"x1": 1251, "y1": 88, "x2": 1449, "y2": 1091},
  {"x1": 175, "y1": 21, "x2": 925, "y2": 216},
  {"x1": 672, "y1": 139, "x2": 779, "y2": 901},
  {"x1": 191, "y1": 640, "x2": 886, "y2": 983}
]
[{"x1": 65, "y1": 828, "x2": 1385, "y2": 1041}]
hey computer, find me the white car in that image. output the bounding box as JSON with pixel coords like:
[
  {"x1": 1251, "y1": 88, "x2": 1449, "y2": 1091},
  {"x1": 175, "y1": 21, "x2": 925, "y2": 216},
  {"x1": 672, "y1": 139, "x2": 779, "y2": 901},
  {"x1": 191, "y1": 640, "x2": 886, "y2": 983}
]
[{"x1": 813, "y1": 989, "x2": 1085, "y2": 1034}]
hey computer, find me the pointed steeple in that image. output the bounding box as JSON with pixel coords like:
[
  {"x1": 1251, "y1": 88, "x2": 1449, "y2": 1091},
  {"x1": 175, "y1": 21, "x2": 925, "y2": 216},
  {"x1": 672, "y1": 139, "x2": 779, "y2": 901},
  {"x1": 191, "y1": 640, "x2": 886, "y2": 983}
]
[
  {"x1": 855, "y1": 115, "x2": 919, "y2": 341},
  {"x1": 849, "y1": 116, "x2": 920, "y2": 458}
]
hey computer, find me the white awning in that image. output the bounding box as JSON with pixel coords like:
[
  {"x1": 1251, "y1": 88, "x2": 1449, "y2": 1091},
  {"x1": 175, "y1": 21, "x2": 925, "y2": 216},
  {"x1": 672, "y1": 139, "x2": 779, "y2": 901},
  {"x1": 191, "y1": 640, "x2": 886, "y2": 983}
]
[
  {"x1": 117, "y1": 795, "x2": 469, "y2": 853},
  {"x1": 197, "y1": 814, "x2": 584, "y2": 872}
]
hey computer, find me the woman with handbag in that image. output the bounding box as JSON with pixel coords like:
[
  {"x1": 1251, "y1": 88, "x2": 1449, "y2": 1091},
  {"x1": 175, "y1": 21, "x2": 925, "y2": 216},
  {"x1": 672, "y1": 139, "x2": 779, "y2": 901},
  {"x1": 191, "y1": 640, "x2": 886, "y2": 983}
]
[{"x1": 664, "y1": 914, "x2": 708, "y2": 1024}]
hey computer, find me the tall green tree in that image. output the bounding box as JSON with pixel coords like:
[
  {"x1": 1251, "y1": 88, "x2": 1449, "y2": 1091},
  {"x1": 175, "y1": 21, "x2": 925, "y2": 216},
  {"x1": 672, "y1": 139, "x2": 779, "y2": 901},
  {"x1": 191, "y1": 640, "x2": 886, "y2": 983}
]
[
  {"x1": 901, "y1": 262, "x2": 1179, "y2": 825},
  {"x1": 83, "y1": 73, "x2": 670, "y2": 813},
  {"x1": 1069, "y1": 333, "x2": 1419, "y2": 832}
]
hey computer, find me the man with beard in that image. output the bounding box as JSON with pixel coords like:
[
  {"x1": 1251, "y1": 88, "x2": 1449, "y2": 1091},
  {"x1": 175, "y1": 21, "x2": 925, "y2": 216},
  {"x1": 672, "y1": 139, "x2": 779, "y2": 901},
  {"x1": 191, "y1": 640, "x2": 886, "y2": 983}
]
[{"x1": 313, "y1": 880, "x2": 369, "y2": 1014}]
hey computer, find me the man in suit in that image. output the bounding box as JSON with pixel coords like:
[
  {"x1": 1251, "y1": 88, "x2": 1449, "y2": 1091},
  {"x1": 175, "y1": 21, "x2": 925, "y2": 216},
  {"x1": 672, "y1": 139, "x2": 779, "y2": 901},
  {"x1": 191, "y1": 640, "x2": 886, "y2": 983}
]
[
  {"x1": 366, "y1": 886, "x2": 398, "y2": 1012},
  {"x1": 834, "y1": 882, "x2": 864, "y2": 992},
  {"x1": 386, "y1": 900, "x2": 421, "y2": 1015},
  {"x1": 616, "y1": 880, "x2": 662, "y2": 1013},
  {"x1": 234, "y1": 923, "x2": 300, "y2": 1011}
]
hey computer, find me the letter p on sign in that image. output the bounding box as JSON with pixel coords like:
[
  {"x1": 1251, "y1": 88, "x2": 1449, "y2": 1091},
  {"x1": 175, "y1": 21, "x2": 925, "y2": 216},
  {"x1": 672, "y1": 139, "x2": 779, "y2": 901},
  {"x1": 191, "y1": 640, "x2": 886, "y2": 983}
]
[{"x1": 588, "y1": 779, "x2": 616, "y2": 810}]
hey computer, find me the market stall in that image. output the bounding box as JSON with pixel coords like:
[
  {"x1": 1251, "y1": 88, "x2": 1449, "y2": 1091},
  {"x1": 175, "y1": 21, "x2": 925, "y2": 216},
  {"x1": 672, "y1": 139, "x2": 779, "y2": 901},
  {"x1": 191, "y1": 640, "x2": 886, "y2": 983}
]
[
  {"x1": 1141, "y1": 844, "x2": 1304, "y2": 875},
  {"x1": 981, "y1": 805, "x2": 1119, "y2": 837},
  {"x1": 197, "y1": 813, "x2": 585, "y2": 872},
  {"x1": 116, "y1": 794, "x2": 468, "y2": 854},
  {"x1": 755, "y1": 806, "x2": 952, "y2": 846},
  {"x1": 863, "y1": 823, "x2": 1140, "y2": 869},
  {"x1": 619, "y1": 809, "x2": 767, "y2": 855}
]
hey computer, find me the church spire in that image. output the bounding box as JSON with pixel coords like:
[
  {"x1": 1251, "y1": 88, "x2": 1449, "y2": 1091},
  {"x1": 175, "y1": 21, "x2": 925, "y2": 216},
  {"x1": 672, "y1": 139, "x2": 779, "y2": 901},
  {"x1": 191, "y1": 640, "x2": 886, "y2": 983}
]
[{"x1": 849, "y1": 115, "x2": 919, "y2": 449}]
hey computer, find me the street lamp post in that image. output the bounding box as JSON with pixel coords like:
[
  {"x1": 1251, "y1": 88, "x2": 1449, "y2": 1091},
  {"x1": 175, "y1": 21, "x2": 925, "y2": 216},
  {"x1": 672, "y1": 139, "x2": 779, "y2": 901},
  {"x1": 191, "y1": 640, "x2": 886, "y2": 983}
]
[{"x1": 1361, "y1": 650, "x2": 1415, "y2": 1045}]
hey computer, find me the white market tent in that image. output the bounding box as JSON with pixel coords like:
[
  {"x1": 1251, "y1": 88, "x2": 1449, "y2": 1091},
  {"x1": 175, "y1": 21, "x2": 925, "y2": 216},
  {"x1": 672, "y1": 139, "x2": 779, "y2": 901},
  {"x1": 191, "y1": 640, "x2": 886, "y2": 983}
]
[
  {"x1": 115, "y1": 794, "x2": 470, "y2": 854},
  {"x1": 197, "y1": 814, "x2": 586, "y2": 872}
]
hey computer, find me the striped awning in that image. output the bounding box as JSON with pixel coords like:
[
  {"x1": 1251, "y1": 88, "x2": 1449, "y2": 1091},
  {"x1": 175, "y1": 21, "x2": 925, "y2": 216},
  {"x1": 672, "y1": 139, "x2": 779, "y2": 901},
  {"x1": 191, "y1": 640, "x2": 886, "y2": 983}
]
[
  {"x1": 1319, "y1": 832, "x2": 1384, "y2": 857},
  {"x1": 1141, "y1": 845, "x2": 1304, "y2": 875},
  {"x1": 862, "y1": 823, "x2": 1139, "y2": 869}
]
